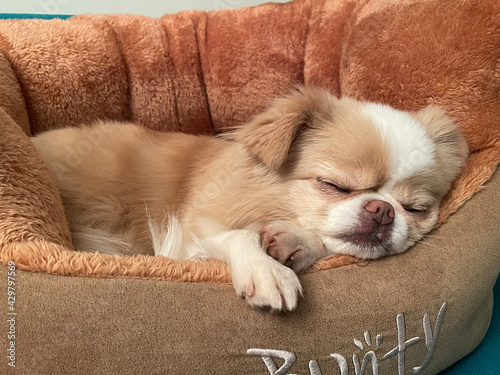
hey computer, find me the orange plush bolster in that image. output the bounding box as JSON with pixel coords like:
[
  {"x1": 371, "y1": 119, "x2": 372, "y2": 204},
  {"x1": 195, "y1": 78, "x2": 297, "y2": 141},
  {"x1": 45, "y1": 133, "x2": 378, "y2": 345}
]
[
  {"x1": 0, "y1": 240, "x2": 232, "y2": 284},
  {"x1": 0, "y1": 240, "x2": 357, "y2": 281}
]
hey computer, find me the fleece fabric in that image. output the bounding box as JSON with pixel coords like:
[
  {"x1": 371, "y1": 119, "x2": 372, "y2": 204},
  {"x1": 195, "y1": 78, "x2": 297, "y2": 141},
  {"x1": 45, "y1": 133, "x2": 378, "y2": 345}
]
[{"x1": 0, "y1": 0, "x2": 499, "y2": 373}]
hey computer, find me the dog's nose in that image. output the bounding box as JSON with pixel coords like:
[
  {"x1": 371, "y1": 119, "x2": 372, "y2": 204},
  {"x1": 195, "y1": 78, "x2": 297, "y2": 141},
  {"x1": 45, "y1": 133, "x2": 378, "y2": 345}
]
[
  {"x1": 363, "y1": 200, "x2": 395, "y2": 226},
  {"x1": 341, "y1": 199, "x2": 395, "y2": 247}
]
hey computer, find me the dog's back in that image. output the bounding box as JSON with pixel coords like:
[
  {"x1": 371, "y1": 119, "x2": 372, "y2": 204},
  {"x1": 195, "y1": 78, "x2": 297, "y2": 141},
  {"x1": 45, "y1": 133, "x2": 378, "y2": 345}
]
[{"x1": 32, "y1": 121, "x2": 215, "y2": 255}]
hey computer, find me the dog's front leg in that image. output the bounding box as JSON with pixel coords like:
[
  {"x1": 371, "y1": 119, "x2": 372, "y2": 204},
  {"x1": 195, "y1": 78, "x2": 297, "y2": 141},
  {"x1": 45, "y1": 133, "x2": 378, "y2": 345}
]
[{"x1": 187, "y1": 229, "x2": 302, "y2": 311}]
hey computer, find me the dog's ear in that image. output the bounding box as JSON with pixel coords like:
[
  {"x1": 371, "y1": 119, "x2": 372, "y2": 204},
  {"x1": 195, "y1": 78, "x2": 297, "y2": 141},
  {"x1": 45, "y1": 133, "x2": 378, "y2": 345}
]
[
  {"x1": 414, "y1": 105, "x2": 469, "y2": 181},
  {"x1": 233, "y1": 86, "x2": 334, "y2": 171}
]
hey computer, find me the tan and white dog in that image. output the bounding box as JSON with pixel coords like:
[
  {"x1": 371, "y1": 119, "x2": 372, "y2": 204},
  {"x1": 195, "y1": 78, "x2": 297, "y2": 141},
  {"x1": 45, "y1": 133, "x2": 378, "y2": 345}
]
[{"x1": 32, "y1": 87, "x2": 468, "y2": 311}]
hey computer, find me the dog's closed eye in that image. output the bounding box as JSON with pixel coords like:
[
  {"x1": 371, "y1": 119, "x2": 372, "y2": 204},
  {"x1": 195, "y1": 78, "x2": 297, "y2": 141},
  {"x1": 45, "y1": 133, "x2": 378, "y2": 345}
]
[
  {"x1": 316, "y1": 177, "x2": 353, "y2": 194},
  {"x1": 401, "y1": 205, "x2": 429, "y2": 214}
]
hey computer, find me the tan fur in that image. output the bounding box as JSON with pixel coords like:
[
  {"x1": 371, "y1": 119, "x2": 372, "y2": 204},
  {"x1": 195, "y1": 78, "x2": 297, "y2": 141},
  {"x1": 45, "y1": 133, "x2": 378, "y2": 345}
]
[
  {"x1": 414, "y1": 105, "x2": 470, "y2": 190},
  {"x1": 31, "y1": 87, "x2": 467, "y2": 261},
  {"x1": 33, "y1": 122, "x2": 218, "y2": 254}
]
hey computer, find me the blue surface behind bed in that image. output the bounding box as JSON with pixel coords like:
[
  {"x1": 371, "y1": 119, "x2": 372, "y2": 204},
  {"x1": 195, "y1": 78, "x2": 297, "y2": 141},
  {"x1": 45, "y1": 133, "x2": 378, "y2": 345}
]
[
  {"x1": 441, "y1": 276, "x2": 500, "y2": 374},
  {"x1": 0, "y1": 13, "x2": 71, "y2": 20},
  {"x1": 0, "y1": 11, "x2": 498, "y2": 375}
]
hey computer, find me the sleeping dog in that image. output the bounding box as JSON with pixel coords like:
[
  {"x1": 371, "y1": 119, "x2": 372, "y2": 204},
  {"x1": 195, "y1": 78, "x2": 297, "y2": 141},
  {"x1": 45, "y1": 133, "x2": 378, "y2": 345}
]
[{"x1": 32, "y1": 86, "x2": 468, "y2": 311}]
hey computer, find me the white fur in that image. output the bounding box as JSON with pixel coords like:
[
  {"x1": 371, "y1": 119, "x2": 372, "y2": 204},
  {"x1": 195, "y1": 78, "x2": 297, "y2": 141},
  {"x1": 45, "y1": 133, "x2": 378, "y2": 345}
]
[
  {"x1": 149, "y1": 215, "x2": 184, "y2": 259},
  {"x1": 320, "y1": 193, "x2": 409, "y2": 259},
  {"x1": 325, "y1": 195, "x2": 365, "y2": 233},
  {"x1": 150, "y1": 218, "x2": 302, "y2": 311},
  {"x1": 196, "y1": 229, "x2": 302, "y2": 311},
  {"x1": 362, "y1": 103, "x2": 436, "y2": 184}
]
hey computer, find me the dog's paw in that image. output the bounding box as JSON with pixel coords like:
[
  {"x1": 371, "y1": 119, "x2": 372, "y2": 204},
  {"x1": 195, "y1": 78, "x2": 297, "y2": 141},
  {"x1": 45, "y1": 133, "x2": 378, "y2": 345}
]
[
  {"x1": 261, "y1": 221, "x2": 326, "y2": 273},
  {"x1": 231, "y1": 255, "x2": 302, "y2": 311}
]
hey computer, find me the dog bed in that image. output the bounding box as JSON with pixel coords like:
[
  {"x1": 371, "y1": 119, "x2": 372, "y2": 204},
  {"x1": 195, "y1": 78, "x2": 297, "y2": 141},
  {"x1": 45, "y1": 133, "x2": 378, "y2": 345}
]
[{"x1": 0, "y1": 0, "x2": 499, "y2": 373}]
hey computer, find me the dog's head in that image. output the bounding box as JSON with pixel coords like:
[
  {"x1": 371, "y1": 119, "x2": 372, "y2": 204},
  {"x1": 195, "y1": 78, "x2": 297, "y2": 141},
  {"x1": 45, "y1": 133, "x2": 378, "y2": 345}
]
[{"x1": 235, "y1": 87, "x2": 469, "y2": 259}]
